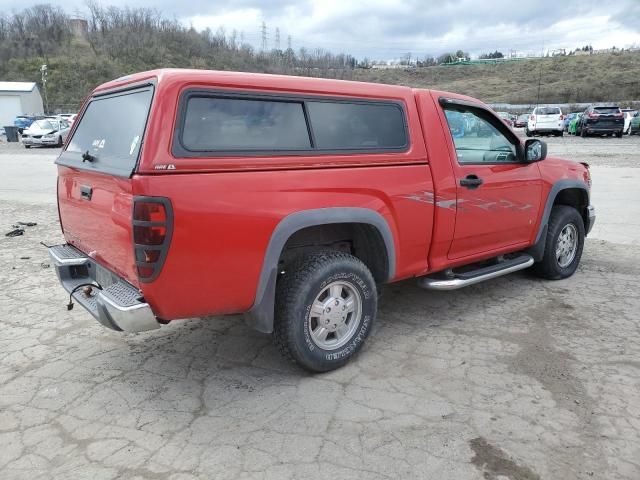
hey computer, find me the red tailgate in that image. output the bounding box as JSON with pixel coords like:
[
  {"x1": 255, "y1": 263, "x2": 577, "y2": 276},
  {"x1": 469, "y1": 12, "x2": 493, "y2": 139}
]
[{"x1": 57, "y1": 167, "x2": 138, "y2": 286}]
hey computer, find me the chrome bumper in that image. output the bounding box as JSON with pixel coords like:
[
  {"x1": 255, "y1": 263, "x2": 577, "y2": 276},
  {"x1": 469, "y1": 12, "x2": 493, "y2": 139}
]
[
  {"x1": 49, "y1": 244, "x2": 160, "y2": 333},
  {"x1": 586, "y1": 205, "x2": 596, "y2": 234}
]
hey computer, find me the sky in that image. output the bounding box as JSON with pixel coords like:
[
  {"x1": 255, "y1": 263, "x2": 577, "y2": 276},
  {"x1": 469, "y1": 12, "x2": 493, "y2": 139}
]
[{"x1": 6, "y1": 0, "x2": 640, "y2": 61}]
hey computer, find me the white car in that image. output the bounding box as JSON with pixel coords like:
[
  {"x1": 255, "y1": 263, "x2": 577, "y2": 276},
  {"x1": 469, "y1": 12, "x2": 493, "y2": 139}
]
[
  {"x1": 526, "y1": 106, "x2": 564, "y2": 137},
  {"x1": 21, "y1": 118, "x2": 71, "y2": 148},
  {"x1": 56, "y1": 113, "x2": 77, "y2": 125},
  {"x1": 622, "y1": 110, "x2": 637, "y2": 134}
]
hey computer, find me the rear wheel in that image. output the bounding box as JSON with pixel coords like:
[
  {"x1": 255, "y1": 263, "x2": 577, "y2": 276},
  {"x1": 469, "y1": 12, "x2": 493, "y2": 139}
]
[
  {"x1": 57, "y1": 136, "x2": 63, "y2": 147},
  {"x1": 581, "y1": 127, "x2": 587, "y2": 138},
  {"x1": 525, "y1": 128, "x2": 533, "y2": 137},
  {"x1": 274, "y1": 251, "x2": 377, "y2": 372},
  {"x1": 615, "y1": 131, "x2": 623, "y2": 138},
  {"x1": 533, "y1": 205, "x2": 585, "y2": 280}
]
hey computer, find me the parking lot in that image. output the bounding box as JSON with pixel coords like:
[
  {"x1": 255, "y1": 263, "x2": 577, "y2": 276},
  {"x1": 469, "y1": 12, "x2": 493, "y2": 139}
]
[{"x1": 1, "y1": 135, "x2": 639, "y2": 479}]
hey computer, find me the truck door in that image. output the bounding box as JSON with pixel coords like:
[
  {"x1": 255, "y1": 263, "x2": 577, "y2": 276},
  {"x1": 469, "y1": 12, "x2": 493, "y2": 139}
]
[{"x1": 438, "y1": 99, "x2": 542, "y2": 260}]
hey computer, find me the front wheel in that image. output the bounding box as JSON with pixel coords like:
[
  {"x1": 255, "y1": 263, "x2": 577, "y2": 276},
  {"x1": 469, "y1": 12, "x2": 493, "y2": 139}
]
[
  {"x1": 533, "y1": 205, "x2": 585, "y2": 280},
  {"x1": 274, "y1": 251, "x2": 377, "y2": 372}
]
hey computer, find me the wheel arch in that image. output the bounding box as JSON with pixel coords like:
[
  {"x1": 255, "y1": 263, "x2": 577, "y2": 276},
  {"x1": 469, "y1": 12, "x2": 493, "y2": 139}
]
[
  {"x1": 245, "y1": 208, "x2": 396, "y2": 333},
  {"x1": 529, "y1": 180, "x2": 590, "y2": 261}
]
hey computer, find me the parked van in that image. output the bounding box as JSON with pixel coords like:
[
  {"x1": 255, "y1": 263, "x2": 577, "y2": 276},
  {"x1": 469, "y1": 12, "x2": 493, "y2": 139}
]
[{"x1": 49, "y1": 69, "x2": 595, "y2": 372}]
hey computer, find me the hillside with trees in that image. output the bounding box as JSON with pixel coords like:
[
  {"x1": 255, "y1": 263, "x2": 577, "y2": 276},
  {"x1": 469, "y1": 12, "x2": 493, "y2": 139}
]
[
  {"x1": 1, "y1": 4, "x2": 638, "y2": 112},
  {"x1": 0, "y1": 4, "x2": 359, "y2": 111}
]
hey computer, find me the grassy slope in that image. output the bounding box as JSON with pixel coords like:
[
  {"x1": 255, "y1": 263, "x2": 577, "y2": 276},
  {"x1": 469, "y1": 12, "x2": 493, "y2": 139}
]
[{"x1": 354, "y1": 52, "x2": 640, "y2": 105}]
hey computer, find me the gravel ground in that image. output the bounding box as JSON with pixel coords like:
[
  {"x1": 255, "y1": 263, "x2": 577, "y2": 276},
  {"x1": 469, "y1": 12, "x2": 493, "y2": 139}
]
[{"x1": 0, "y1": 135, "x2": 639, "y2": 480}]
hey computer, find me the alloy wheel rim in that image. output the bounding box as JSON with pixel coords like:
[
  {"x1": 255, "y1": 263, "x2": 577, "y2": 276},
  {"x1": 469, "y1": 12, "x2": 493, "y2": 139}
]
[
  {"x1": 307, "y1": 281, "x2": 362, "y2": 350},
  {"x1": 556, "y1": 223, "x2": 578, "y2": 268}
]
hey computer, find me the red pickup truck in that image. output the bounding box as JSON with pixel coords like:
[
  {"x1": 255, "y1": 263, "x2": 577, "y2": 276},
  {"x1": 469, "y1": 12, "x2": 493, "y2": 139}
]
[{"x1": 49, "y1": 69, "x2": 595, "y2": 372}]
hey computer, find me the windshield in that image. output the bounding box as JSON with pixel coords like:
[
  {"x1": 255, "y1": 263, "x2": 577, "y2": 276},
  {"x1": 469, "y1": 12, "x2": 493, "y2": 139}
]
[
  {"x1": 32, "y1": 119, "x2": 57, "y2": 130},
  {"x1": 63, "y1": 87, "x2": 153, "y2": 177}
]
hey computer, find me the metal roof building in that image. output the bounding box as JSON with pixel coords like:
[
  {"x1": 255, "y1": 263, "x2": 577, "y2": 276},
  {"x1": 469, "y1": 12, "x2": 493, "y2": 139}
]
[{"x1": 0, "y1": 81, "x2": 44, "y2": 127}]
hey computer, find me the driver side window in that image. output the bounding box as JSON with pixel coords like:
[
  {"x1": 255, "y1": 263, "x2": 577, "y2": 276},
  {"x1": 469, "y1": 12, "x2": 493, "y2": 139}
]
[{"x1": 443, "y1": 107, "x2": 517, "y2": 164}]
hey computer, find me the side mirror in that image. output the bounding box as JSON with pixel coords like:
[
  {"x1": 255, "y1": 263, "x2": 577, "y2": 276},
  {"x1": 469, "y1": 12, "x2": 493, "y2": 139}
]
[{"x1": 524, "y1": 139, "x2": 547, "y2": 162}]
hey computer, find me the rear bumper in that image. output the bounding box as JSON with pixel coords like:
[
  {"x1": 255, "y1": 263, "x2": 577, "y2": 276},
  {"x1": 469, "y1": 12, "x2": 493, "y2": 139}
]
[
  {"x1": 49, "y1": 244, "x2": 160, "y2": 333},
  {"x1": 583, "y1": 121, "x2": 623, "y2": 132},
  {"x1": 529, "y1": 127, "x2": 562, "y2": 132}
]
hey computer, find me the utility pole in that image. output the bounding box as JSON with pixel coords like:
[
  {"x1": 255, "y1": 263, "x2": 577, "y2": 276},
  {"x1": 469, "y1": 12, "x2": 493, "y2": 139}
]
[
  {"x1": 275, "y1": 27, "x2": 280, "y2": 50},
  {"x1": 287, "y1": 35, "x2": 292, "y2": 50},
  {"x1": 260, "y1": 21, "x2": 267, "y2": 51},
  {"x1": 40, "y1": 64, "x2": 48, "y2": 114}
]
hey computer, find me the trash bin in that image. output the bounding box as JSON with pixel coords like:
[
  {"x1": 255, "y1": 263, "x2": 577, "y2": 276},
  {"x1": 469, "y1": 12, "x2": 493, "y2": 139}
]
[{"x1": 3, "y1": 126, "x2": 19, "y2": 142}]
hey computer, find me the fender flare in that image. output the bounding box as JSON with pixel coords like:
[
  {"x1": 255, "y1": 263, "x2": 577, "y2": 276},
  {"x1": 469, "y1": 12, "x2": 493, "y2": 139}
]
[
  {"x1": 528, "y1": 180, "x2": 590, "y2": 261},
  {"x1": 244, "y1": 207, "x2": 396, "y2": 333}
]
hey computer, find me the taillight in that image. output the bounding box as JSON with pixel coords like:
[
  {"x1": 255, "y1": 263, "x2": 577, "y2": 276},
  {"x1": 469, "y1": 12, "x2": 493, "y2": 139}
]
[
  {"x1": 530, "y1": 115, "x2": 535, "y2": 121},
  {"x1": 132, "y1": 197, "x2": 173, "y2": 282},
  {"x1": 588, "y1": 112, "x2": 598, "y2": 118},
  {"x1": 559, "y1": 114, "x2": 564, "y2": 120}
]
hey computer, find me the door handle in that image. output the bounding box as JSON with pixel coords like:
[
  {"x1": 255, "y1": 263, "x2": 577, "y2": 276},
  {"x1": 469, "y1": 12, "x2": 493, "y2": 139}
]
[
  {"x1": 80, "y1": 185, "x2": 92, "y2": 200},
  {"x1": 459, "y1": 174, "x2": 483, "y2": 189}
]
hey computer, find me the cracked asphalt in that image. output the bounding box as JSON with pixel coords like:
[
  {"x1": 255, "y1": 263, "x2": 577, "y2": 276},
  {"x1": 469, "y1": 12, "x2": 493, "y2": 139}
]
[{"x1": 1, "y1": 135, "x2": 639, "y2": 479}]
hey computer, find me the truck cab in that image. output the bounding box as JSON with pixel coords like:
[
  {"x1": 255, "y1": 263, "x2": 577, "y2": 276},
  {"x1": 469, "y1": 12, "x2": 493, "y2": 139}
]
[{"x1": 49, "y1": 69, "x2": 595, "y2": 372}]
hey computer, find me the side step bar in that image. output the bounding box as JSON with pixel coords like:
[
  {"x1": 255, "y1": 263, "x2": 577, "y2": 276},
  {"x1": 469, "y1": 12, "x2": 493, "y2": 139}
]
[{"x1": 418, "y1": 254, "x2": 534, "y2": 291}]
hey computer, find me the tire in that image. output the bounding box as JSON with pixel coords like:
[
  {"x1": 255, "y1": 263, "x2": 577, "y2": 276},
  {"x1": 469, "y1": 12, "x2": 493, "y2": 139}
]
[
  {"x1": 25, "y1": 145, "x2": 31, "y2": 149},
  {"x1": 581, "y1": 126, "x2": 587, "y2": 138},
  {"x1": 556, "y1": 130, "x2": 563, "y2": 137},
  {"x1": 533, "y1": 205, "x2": 585, "y2": 280},
  {"x1": 525, "y1": 128, "x2": 532, "y2": 137},
  {"x1": 615, "y1": 131, "x2": 623, "y2": 138},
  {"x1": 57, "y1": 136, "x2": 63, "y2": 147},
  {"x1": 274, "y1": 250, "x2": 377, "y2": 372}
]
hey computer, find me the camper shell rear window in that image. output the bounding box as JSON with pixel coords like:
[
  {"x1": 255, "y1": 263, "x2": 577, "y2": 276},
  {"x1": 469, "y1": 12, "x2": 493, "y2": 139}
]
[{"x1": 56, "y1": 84, "x2": 154, "y2": 177}]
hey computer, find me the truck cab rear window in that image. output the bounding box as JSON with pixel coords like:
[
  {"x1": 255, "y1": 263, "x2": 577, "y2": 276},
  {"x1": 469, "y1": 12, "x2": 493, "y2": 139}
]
[
  {"x1": 181, "y1": 97, "x2": 311, "y2": 151},
  {"x1": 61, "y1": 87, "x2": 153, "y2": 177}
]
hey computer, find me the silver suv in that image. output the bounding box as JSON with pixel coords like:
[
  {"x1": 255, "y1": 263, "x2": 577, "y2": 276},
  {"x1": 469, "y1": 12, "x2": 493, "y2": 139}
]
[{"x1": 526, "y1": 106, "x2": 564, "y2": 137}]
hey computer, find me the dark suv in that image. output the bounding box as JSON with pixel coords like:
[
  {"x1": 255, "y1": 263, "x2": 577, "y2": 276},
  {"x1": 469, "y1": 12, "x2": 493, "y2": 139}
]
[{"x1": 577, "y1": 105, "x2": 624, "y2": 137}]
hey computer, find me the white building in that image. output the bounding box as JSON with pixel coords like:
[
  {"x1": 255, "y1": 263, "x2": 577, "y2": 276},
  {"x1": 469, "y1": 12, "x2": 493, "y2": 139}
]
[{"x1": 0, "y1": 82, "x2": 44, "y2": 126}]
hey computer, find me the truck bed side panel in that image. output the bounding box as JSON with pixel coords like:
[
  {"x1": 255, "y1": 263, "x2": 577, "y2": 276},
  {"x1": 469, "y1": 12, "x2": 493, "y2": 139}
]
[{"x1": 134, "y1": 165, "x2": 434, "y2": 320}]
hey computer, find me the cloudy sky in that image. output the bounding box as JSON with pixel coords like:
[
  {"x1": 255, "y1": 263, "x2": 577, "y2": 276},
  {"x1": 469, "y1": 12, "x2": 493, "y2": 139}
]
[{"x1": 7, "y1": 0, "x2": 640, "y2": 60}]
